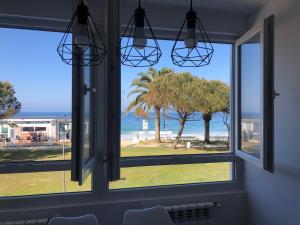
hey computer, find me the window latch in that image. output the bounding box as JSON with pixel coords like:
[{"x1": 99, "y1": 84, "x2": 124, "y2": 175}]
[
  {"x1": 83, "y1": 85, "x2": 96, "y2": 94},
  {"x1": 273, "y1": 90, "x2": 280, "y2": 99}
]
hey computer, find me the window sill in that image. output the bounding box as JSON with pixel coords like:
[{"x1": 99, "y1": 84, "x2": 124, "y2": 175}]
[{"x1": 0, "y1": 191, "x2": 99, "y2": 213}]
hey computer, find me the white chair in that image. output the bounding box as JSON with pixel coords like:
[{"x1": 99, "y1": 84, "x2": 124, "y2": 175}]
[
  {"x1": 123, "y1": 206, "x2": 174, "y2": 225},
  {"x1": 48, "y1": 214, "x2": 99, "y2": 225}
]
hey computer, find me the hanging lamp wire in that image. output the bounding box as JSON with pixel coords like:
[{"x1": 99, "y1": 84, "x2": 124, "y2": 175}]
[
  {"x1": 171, "y1": 0, "x2": 214, "y2": 67},
  {"x1": 57, "y1": 0, "x2": 107, "y2": 66},
  {"x1": 120, "y1": 0, "x2": 162, "y2": 67}
]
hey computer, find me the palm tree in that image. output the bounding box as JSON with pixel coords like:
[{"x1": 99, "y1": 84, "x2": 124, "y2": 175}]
[{"x1": 127, "y1": 67, "x2": 173, "y2": 143}]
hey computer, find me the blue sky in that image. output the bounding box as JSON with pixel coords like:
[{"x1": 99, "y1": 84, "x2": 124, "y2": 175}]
[
  {"x1": 0, "y1": 28, "x2": 232, "y2": 113},
  {"x1": 0, "y1": 28, "x2": 72, "y2": 112},
  {"x1": 241, "y1": 43, "x2": 261, "y2": 114}
]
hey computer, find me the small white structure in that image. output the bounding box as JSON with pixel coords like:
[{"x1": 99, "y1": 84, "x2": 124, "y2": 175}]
[
  {"x1": 142, "y1": 120, "x2": 148, "y2": 131},
  {"x1": 0, "y1": 118, "x2": 71, "y2": 145},
  {"x1": 186, "y1": 142, "x2": 191, "y2": 149}
]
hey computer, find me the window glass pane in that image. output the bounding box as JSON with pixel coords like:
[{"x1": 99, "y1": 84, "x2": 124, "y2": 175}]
[
  {"x1": 1, "y1": 127, "x2": 8, "y2": 133},
  {"x1": 109, "y1": 162, "x2": 232, "y2": 189},
  {"x1": 121, "y1": 41, "x2": 231, "y2": 157},
  {"x1": 239, "y1": 32, "x2": 261, "y2": 158},
  {"x1": 22, "y1": 127, "x2": 34, "y2": 132},
  {"x1": 82, "y1": 49, "x2": 92, "y2": 162},
  {"x1": 0, "y1": 28, "x2": 72, "y2": 162},
  {"x1": 0, "y1": 171, "x2": 91, "y2": 197},
  {"x1": 35, "y1": 127, "x2": 47, "y2": 132}
]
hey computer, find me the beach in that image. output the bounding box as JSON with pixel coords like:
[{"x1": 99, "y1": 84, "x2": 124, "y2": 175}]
[{"x1": 121, "y1": 111, "x2": 229, "y2": 144}]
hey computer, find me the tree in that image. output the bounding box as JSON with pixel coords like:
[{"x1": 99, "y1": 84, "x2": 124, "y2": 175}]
[
  {"x1": 127, "y1": 67, "x2": 173, "y2": 143},
  {"x1": 0, "y1": 81, "x2": 21, "y2": 119},
  {"x1": 160, "y1": 73, "x2": 199, "y2": 148},
  {"x1": 193, "y1": 79, "x2": 230, "y2": 144},
  {"x1": 219, "y1": 88, "x2": 231, "y2": 148},
  {"x1": 222, "y1": 108, "x2": 230, "y2": 148}
]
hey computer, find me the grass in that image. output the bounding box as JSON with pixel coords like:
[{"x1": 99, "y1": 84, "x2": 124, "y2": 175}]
[
  {"x1": 0, "y1": 172, "x2": 91, "y2": 197},
  {"x1": 109, "y1": 162, "x2": 231, "y2": 189},
  {"x1": 112, "y1": 146, "x2": 231, "y2": 189},
  {"x1": 0, "y1": 148, "x2": 71, "y2": 162},
  {"x1": 121, "y1": 146, "x2": 227, "y2": 157},
  {"x1": 0, "y1": 144, "x2": 231, "y2": 196}
]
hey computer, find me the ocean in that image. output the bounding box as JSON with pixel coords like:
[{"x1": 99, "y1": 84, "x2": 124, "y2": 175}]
[
  {"x1": 12, "y1": 112, "x2": 230, "y2": 140},
  {"x1": 12, "y1": 112, "x2": 72, "y2": 119},
  {"x1": 121, "y1": 111, "x2": 229, "y2": 140}
]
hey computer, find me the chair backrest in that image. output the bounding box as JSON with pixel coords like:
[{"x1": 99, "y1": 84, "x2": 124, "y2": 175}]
[
  {"x1": 48, "y1": 214, "x2": 99, "y2": 225},
  {"x1": 123, "y1": 206, "x2": 173, "y2": 225}
]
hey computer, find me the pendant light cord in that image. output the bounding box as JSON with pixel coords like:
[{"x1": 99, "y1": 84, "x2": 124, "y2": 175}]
[
  {"x1": 190, "y1": 0, "x2": 193, "y2": 10},
  {"x1": 138, "y1": 0, "x2": 141, "y2": 7}
]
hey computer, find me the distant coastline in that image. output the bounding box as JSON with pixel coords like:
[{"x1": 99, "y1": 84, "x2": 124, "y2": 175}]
[
  {"x1": 12, "y1": 112, "x2": 232, "y2": 140},
  {"x1": 13, "y1": 112, "x2": 71, "y2": 119}
]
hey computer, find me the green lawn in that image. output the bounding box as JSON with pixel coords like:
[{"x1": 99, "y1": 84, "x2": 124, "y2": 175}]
[
  {"x1": 121, "y1": 146, "x2": 227, "y2": 157},
  {"x1": 112, "y1": 146, "x2": 231, "y2": 189},
  {"x1": 109, "y1": 162, "x2": 231, "y2": 189},
  {"x1": 0, "y1": 172, "x2": 91, "y2": 197},
  {"x1": 0, "y1": 145, "x2": 231, "y2": 196},
  {"x1": 0, "y1": 148, "x2": 72, "y2": 162}
]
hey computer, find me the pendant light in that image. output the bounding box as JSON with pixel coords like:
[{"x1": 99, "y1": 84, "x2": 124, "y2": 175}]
[
  {"x1": 120, "y1": 0, "x2": 162, "y2": 67},
  {"x1": 57, "y1": 0, "x2": 107, "y2": 66},
  {"x1": 171, "y1": 0, "x2": 214, "y2": 67}
]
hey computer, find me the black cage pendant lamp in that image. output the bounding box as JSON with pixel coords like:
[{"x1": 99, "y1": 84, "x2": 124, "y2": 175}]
[
  {"x1": 57, "y1": 0, "x2": 107, "y2": 66},
  {"x1": 120, "y1": 0, "x2": 162, "y2": 67},
  {"x1": 171, "y1": 0, "x2": 214, "y2": 67}
]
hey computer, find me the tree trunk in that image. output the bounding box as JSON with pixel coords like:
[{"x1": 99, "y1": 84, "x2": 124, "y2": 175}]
[
  {"x1": 203, "y1": 113, "x2": 212, "y2": 144},
  {"x1": 154, "y1": 106, "x2": 161, "y2": 143},
  {"x1": 225, "y1": 123, "x2": 230, "y2": 149},
  {"x1": 222, "y1": 112, "x2": 230, "y2": 149},
  {"x1": 173, "y1": 113, "x2": 188, "y2": 149}
]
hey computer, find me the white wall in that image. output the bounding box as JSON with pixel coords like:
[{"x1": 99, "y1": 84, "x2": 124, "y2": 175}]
[
  {"x1": 0, "y1": 192, "x2": 245, "y2": 225},
  {"x1": 120, "y1": 1, "x2": 249, "y2": 43},
  {"x1": 243, "y1": 0, "x2": 300, "y2": 224},
  {"x1": 0, "y1": 0, "x2": 72, "y2": 31}
]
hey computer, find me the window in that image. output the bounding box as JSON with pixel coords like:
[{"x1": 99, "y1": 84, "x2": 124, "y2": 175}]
[
  {"x1": 108, "y1": 38, "x2": 235, "y2": 190},
  {"x1": 22, "y1": 127, "x2": 34, "y2": 132},
  {"x1": 35, "y1": 127, "x2": 47, "y2": 132},
  {"x1": 235, "y1": 16, "x2": 274, "y2": 171},
  {"x1": 71, "y1": 47, "x2": 96, "y2": 185},
  {"x1": 1, "y1": 127, "x2": 8, "y2": 134},
  {"x1": 0, "y1": 28, "x2": 91, "y2": 197},
  {"x1": 239, "y1": 31, "x2": 261, "y2": 158}
]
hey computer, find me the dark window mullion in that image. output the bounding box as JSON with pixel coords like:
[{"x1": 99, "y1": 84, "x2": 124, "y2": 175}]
[
  {"x1": 120, "y1": 154, "x2": 236, "y2": 167},
  {"x1": 0, "y1": 160, "x2": 71, "y2": 174}
]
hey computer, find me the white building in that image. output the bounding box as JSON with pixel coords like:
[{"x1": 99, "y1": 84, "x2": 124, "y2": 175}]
[{"x1": 0, "y1": 118, "x2": 71, "y2": 145}]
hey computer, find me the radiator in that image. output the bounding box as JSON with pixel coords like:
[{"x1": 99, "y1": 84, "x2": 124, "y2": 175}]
[
  {"x1": 1, "y1": 218, "x2": 49, "y2": 225},
  {"x1": 164, "y1": 202, "x2": 220, "y2": 225}
]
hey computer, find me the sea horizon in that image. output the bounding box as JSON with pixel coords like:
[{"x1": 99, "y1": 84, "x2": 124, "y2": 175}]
[{"x1": 12, "y1": 111, "x2": 231, "y2": 140}]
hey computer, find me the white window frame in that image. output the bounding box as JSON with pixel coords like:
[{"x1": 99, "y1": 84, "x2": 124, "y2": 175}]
[{"x1": 234, "y1": 16, "x2": 274, "y2": 172}]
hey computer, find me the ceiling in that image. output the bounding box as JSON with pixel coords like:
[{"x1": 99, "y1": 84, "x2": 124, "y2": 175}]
[{"x1": 124, "y1": 0, "x2": 270, "y2": 14}]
